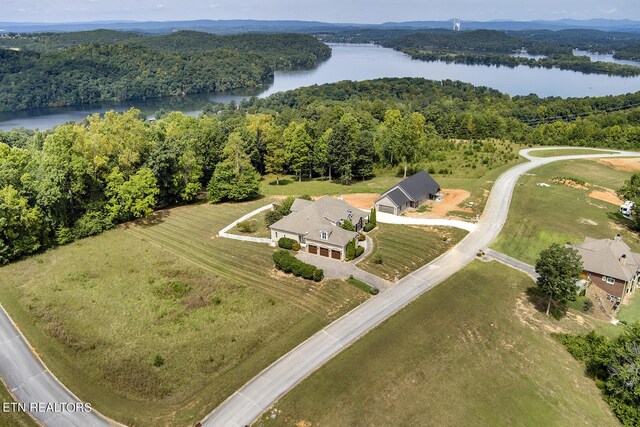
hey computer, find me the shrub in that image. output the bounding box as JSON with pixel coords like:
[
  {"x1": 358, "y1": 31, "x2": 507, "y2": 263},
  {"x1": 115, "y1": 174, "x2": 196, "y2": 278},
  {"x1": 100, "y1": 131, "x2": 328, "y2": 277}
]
[
  {"x1": 298, "y1": 194, "x2": 313, "y2": 201},
  {"x1": 357, "y1": 232, "x2": 366, "y2": 241},
  {"x1": 292, "y1": 242, "x2": 301, "y2": 251},
  {"x1": 364, "y1": 222, "x2": 376, "y2": 232},
  {"x1": 277, "y1": 196, "x2": 295, "y2": 215},
  {"x1": 340, "y1": 221, "x2": 356, "y2": 231},
  {"x1": 237, "y1": 219, "x2": 258, "y2": 233},
  {"x1": 272, "y1": 250, "x2": 323, "y2": 281},
  {"x1": 345, "y1": 238, "x2": 356, "y2": 261},
  {"x1": 278, "y1": 237, "x2": 296, "y2": 250},
  {"x1": 153, "y1": 355, "x2": 165, "y2": 367},
  {"x1": 347, "y1": 275, "x2": 379, "y2": 295},
  {"x1": 582, "y1": 299, "x2": 594, "y2": 312},
  {"x1": 355, "y1": 246, "x2": 365, "y2": 258},
  {"x1": 372, "y1": 254, "x2": 384, "y2": 264},
  {"x1": 265, "y1": 210, "x2": 283, "y2": 226},
  {"x1": 369, "y1": 207, "x2": 376, "y2": 225}
]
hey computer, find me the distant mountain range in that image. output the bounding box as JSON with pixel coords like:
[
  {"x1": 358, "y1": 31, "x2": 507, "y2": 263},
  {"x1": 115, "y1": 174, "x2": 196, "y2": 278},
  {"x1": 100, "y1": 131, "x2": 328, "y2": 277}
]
[{"x1": 1, "y1": 18, "x2": 639, "y2": 34}]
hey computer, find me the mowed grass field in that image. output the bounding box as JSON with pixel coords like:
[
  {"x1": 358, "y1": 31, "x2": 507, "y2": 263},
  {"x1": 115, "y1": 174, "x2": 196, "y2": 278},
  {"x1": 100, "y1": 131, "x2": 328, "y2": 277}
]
[
  {"x1": 0, "y1": 199, "x2": 368, "y2": 426},
  {"x1": 0, "y1": 382, "x2": 37, "y2": 427},
  {"x1": 359, "y1": 224, "x2": 468, "y2": 281},
  {"x1": 256, "y1": 261, "x2": 619, "y2": 427},
  {"x1": 492, "y1": 159, "x2": 640, "y2": 265}
]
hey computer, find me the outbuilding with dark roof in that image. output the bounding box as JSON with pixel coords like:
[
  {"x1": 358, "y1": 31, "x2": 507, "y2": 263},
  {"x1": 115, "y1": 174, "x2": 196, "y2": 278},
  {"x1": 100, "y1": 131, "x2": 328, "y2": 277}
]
[{"x1": 375, "y1": 170, "x2": 441, "y2": 215}]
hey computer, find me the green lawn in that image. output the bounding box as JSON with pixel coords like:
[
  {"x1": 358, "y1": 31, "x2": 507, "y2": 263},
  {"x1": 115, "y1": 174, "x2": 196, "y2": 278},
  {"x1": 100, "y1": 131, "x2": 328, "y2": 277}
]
[
  {"x1": 530, "y1": 148, "x2": 617, "y2": 158},
  {"x1": 0, "y1": 381, "x2": 37, "y2": 427},
  {"x1": 617, "y1": 295, "x2": 640, "y2": 324},
  {"x1": 492, "y1": 159, "x2": 640, "y2": 265},
  {"x1": 228, "y1": 210, "x2": 272, "y2": 238},
  {"x1": 256, "y1": 261, "x2": 620, "y2": 427},
  {"x1": 359, "y1": 224, "x2": 468, "y2": 281},
  {"x1": 0, "y1": 199, "x2": 368, "y2": 426}
]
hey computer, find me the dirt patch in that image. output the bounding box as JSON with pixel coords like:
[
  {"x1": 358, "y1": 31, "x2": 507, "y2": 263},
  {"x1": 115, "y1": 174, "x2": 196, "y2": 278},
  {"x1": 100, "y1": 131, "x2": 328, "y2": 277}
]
[
  {"x1": 405, "y1": 189, "x2": 472, "y2": 219},
  {"x1": 588, "y1": 189, "x2": 623, "y2": 206},
  {"x1": 578, "y1": 218, "x2": 598, "y2": 226},
  {"x1": 340, "y1": 193, "x2": 379, "y2": 210},
  {"x1": 594, "y1": 157, "x2": 640, "y2": 172}
]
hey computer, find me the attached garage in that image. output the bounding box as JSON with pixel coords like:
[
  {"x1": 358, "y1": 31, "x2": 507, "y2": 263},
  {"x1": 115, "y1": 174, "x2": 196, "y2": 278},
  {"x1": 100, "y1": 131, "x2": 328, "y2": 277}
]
[
  {"x1": 308, "y1": 245, "x2": 318, "y2": 254},
  {"x1": 378, "y1": 204, "x2": 395, "y2": 214},
  {"x1": 319, "y1": 247, "x2": 329, "y2": 257},
  {"x1": 331, "y1": 250, "x2": 341, "y2": 260}
]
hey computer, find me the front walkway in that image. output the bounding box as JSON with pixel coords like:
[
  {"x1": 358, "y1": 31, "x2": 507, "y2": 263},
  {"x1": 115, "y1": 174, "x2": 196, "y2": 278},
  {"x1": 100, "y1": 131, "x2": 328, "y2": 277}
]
[{"x1": 484, "y1": 248, "x2": 539, "y2": 280}]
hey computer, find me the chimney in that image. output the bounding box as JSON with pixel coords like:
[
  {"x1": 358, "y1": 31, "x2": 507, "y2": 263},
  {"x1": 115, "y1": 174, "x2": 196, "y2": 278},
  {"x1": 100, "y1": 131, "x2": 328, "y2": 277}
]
[
  {"x1": 615, "y1": 233, "x2": 622, "y2": 241},
  {"x1": 620, "y1": 254, "x2": 627, "y2": 266}
]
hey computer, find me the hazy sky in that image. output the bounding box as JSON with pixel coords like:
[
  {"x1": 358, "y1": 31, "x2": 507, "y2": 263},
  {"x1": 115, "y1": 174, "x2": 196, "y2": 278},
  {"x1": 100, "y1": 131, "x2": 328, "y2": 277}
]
[{"x1": 2, "y1": 0, "x2": 639, "y2": 23}]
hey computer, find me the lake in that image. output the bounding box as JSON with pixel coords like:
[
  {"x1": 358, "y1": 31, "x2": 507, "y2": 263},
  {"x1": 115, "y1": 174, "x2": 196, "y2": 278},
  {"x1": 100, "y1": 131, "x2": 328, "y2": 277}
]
[{"x1": 2, "y1": 43, "x2": 640, "y2": 131}]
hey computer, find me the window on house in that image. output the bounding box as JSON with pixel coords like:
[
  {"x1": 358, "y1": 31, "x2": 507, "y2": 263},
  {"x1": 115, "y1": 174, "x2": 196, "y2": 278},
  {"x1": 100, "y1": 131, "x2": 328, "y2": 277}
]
[
  {"x1": 603, "y1": 276, "x2": 615, "y2": 285},
  {"x1": 275, "y1": 232, "x2": 278, "y2": 238},
  {"x1": 320, "y1": 230, "x2": 328, "y2": 240}
]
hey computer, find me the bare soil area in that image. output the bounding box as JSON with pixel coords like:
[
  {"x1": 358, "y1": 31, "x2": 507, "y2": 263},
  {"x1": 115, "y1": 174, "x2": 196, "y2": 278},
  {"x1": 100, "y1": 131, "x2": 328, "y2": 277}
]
[
  {"x1": 406, "y1": 189, "x2": 472, "y2": 219},
  {"x1": 587, "y1": 189, "x2": 623, "y2": 206},
  {"x1": 593, "y1": 157, "x2": 640, "y2": 172},
  {"x1": 340, "y1": 193, "x2": 379, "y2": 210}
]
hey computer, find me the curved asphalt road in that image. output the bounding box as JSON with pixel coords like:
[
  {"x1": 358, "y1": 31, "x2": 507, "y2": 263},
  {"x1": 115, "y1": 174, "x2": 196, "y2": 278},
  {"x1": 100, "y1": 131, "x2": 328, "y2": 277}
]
[
  {"x1": 0, "y1": 305, "x2": 119, "y2": 426},
  {"x1": 201, "y1": 147, "x2": 640, "y2": 427}
]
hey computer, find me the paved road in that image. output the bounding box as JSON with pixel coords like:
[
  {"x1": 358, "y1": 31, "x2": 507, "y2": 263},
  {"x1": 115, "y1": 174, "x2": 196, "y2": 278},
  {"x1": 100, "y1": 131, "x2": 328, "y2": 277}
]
[
  {"x1": 0, "y1": 305, "x2": 118, "y2": 426},
  {"x1": 202, "y1": 147, "x2": 640, "y2": 427},
  {"x1": 484, "y1": 248, "x2": 539, "y2": 280}
]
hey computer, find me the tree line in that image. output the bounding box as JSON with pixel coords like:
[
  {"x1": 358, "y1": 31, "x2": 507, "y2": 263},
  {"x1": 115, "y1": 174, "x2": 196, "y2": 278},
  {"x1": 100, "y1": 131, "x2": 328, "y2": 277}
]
[
  {"x1": 0, "y1": 31, "x2": 331, "y2": 112},
  {"x1": 1, "y1": 77, "x2": 640, "y2": 264}
]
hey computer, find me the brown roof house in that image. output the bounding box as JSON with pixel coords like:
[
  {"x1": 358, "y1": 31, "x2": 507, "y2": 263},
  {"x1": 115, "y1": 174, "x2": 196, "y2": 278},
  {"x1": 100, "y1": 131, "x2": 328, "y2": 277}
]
[
  {"x1": 569, "y1": 235, "x2": 640, "y2": 303},
  {"x1": 269, "y1": 196, "x2": 368, "y2": 261},
  {"x1": 375, "y1": 170, "x2": 441, "y2": 215}
]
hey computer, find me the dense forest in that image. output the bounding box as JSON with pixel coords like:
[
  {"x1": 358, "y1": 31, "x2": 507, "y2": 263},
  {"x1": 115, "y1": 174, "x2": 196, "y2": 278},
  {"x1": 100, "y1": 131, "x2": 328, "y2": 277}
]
[
  {"x1": 0, "y1": 77, "x2": 639, "y2": 264},
  {"x1": 322, "y1": 28, "x2": 640, "y2": 76},
  {"x1": 0, "y1": 30, "x2": 331, "y2": 112}
]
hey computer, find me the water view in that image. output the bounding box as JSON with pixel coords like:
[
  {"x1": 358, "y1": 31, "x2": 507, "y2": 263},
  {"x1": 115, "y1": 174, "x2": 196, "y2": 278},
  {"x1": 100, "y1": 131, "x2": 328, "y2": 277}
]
[{"x1": 2, "y1": 43, "x2": 640, "y2": 131}]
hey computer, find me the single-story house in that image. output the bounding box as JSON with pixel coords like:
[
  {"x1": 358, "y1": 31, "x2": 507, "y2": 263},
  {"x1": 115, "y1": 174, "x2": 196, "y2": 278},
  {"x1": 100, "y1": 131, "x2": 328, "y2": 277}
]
[
  {"x1": 269, "y1": 196, "x2": 368, "y2": 261},
  {"x1": 569, "y1": 235, "x2": 640, "y2": 303},
  {"x1": 375, "y1": 170, "x2": 441, "y2": 215}
]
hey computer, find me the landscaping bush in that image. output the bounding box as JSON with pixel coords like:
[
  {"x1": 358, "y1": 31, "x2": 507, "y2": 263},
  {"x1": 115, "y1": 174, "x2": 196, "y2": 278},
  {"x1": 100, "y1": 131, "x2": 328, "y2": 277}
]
[
  {"x1": 348, "y1": 275, "x2": 379, "y2": 295},
  {"x1": 340, "y1": 221, "x2": 356, "y2": 231},
  {"x1": 265, "y1": 210, "x2": 283, "y2": 226},
  {"x1": 272, "y1": 250, "x2": 323, "y2": 281},
  {"x1": 372, "y1": 254, "x2": 384, "y2": 264},
  {"x1": 237, "y1": 219, "x2": 258, "y2": 233},
  {"x1": 299, "y1": 194, "x2": 313, "y2": 201},
  {"x1": 292, "y1": 242, "x2": 301, "y2": 251},
  {"x1": 278, "y1": 237, "x2": 296, "y2": 250},
  {"x1": 357, "y1": 232, "x2": 366, "y2": 241},
  {"x1": 345, "y1": 238, "x2": 356, "y2": 261},
  {"x1": 355, "y1": 246, "x2": 365, "y2": 258},
  {"x1": 277, "y1": 196, "x2": 296, "y2": 215},
  {"x1": 364, "y1": 222, "x2": 376, "y2": 232}
]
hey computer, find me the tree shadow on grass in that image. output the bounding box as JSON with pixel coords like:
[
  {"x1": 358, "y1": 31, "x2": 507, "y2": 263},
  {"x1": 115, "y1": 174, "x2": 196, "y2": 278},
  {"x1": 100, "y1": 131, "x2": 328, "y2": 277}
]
[
  {"x1": 124, "y1": 209, "x2": 172, "y2": 229},
  {"x1": 525, "y1": 286, "x2": 568, "y2": 320},
  {"x1": 267, "y1": 179, "x2": 293, "y2": 186},
  {"x1": 606, "y1": 211, "x2": 634, "y2": 231}
]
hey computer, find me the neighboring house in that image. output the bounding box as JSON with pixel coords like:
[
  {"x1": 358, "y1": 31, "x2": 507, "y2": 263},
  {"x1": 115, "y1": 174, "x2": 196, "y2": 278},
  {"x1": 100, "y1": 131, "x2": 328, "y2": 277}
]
[
  {"x1": 569, "y1": 235, "x2": 640, "y2": 303},
  {"x1": 375, "y1": 170, "x2": 441, "y2": 215},
  {"x1": 269, "y1": 196, "x2": 367, "y2": 261}
]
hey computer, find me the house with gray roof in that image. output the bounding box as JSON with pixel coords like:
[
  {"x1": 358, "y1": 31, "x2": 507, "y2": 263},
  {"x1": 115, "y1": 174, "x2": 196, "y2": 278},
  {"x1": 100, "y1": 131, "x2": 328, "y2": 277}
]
[
  {"x1": 269, "y1": 196, "x2": 367, "y2": 261},
  {"x1": 375, "y1": 170, "x2": 441, "y2": 215},
  {"x1": 569, "y1": 235, "x2": 640, "y2": 302}
]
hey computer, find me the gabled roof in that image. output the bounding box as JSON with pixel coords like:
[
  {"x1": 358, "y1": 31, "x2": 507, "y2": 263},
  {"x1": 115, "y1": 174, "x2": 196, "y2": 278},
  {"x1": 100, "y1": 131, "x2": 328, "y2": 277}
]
[
  {"x1": 570, "y1": 237, "x2": 640, "y2": 282},
  {"x1": 397, "y1": 170, "x2": 441, "y2": 201},
  {"x1": 270, "y1": 196, "x2": 366, "y2": 247},
  {"x1": 384, "y1": 188, "x2": 410, "y2": 207}
]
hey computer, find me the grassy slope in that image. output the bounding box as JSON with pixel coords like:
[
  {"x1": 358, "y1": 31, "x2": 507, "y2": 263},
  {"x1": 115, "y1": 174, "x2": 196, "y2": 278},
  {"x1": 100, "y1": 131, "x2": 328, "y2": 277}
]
[
  {"x1": 0, "y1": 381, "x2": 37, "y2": 427},
  {"x1": 359, "y1": 224, "x2": 468, "y2": 281},
  {"x1": 0, "y1": 199, "x2": 367, "y2": 426},
  {"x1": 492, "y1": 159, "x2": 640, "y2": 265},
  {"x1": 257, "y1": 261, "x2": 619, "y2": 427},
  {"x1": 530, "y1": 149, "x2": 617, "y2": 158}
]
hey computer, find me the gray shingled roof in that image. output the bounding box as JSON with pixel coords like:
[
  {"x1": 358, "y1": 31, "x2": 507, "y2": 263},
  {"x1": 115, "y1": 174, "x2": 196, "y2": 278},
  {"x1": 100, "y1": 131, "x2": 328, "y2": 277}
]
[
  {"x1": 269, "y1": 196, "x2": 365, "y2": 247},
  {"x1": 397, "y1": 170, "x2": 441, "y2": 201},
  {"x1": 384, "y1": 188, "x2": 410, "y2": 207},
  {"x1": 570, "y1": 237, "x2": 640, "y2": 281}
]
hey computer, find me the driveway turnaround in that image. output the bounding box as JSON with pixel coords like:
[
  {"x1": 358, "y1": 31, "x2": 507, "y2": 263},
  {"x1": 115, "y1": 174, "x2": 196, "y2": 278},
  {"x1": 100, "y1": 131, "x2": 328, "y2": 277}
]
[
  {"x1": 202, "y1": 147, "x2": 640, "y2": 427},
  {"x1": 0, "y1": 305, "x2": 117, "y2": 426},
  {"x1": 376, "y1": 212, "x2": 476, "y2": 231}
]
